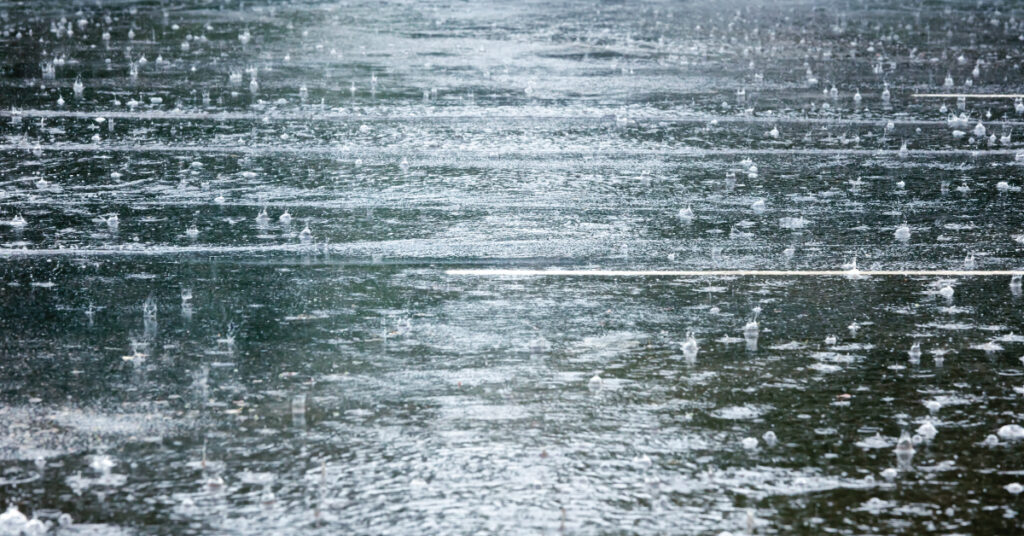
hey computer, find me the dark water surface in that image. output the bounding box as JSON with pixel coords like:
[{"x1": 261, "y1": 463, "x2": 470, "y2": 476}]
[{"x1": 2, "y1": 1, "x2": 1024, "y2": 534}]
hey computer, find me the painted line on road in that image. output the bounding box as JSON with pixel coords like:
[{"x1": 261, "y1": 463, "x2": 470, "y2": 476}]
[{"x1": 447, "y1": 268, "x2": 1024, "y2": 277}]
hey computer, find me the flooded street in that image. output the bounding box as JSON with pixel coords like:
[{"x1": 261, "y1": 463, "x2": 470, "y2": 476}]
[{"x1": 2, "y1": 0, "x2": 1024, "y2": 533}]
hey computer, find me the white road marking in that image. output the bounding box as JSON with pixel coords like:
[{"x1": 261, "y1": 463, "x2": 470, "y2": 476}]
[
  {"x1": 912, "y1": 93, "x2": 1024, "y2": 98},
  {"x1": 447, "y1": 268, "x2": 1024, "y2": 277}
]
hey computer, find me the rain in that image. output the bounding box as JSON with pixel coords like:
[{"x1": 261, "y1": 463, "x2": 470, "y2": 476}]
[{"x1": 1, "y1": 0, "x2": 1024, "y2": 534}]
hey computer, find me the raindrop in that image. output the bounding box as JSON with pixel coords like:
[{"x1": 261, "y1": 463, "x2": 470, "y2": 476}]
[
  {"x1": 681, "y1": 332, "x2": 699, "y2": 361},
  {"x1": 143, "y1": 296, "x2": 157, "y2": 319},
  {"x1": 895, "y1": 431, "x2": 915, "y2": 465}
]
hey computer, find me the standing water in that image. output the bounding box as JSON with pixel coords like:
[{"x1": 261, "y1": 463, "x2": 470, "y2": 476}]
[{"x1": 1, "y1": 1, "x2": 1024, "y2": 534}]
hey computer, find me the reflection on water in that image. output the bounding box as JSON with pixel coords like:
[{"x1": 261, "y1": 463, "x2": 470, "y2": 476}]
[{"x1": 1, "y1": 0, "x2": 1024, "y2": 534}]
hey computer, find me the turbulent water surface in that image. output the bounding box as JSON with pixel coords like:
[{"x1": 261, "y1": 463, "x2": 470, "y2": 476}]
[{"x1": 2, "y1": 0, "x2": 1024, "y2": 534}]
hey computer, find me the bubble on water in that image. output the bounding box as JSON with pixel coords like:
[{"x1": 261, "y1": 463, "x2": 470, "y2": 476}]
[
  {"x1": 916, "y1": 420, "x2": 937, "y2": 440},
  {"x1": 90, "y1": 454, "x2": 114, "y2": 474},
  {"x1": 0, "y1": 506, "x2": 28, "y2": 534},
  {"x1": 588, "y1": 374, "x2": 602, "y2": 392},
  {"x1": 22, "y1": 518, "x2": 46, "y2": 536},
  {"x1": 762, "y1": 431, "x2": 777, "y2": 447},
  {"x1": 997, "y1": 424, "x2": 1024, "y2": 441},
  {"x1": 741, "y1": 437, "x2": 758, "y2": 450},
  {"x1": 894, "y1": 223, "x2": 911, "y2": 242},
  {"x1": 205, "y1": 475, "x2": 225, "y2": 491},
  {"x1": 973, "y1": 121, "x2": 986, "y2": 138}
]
